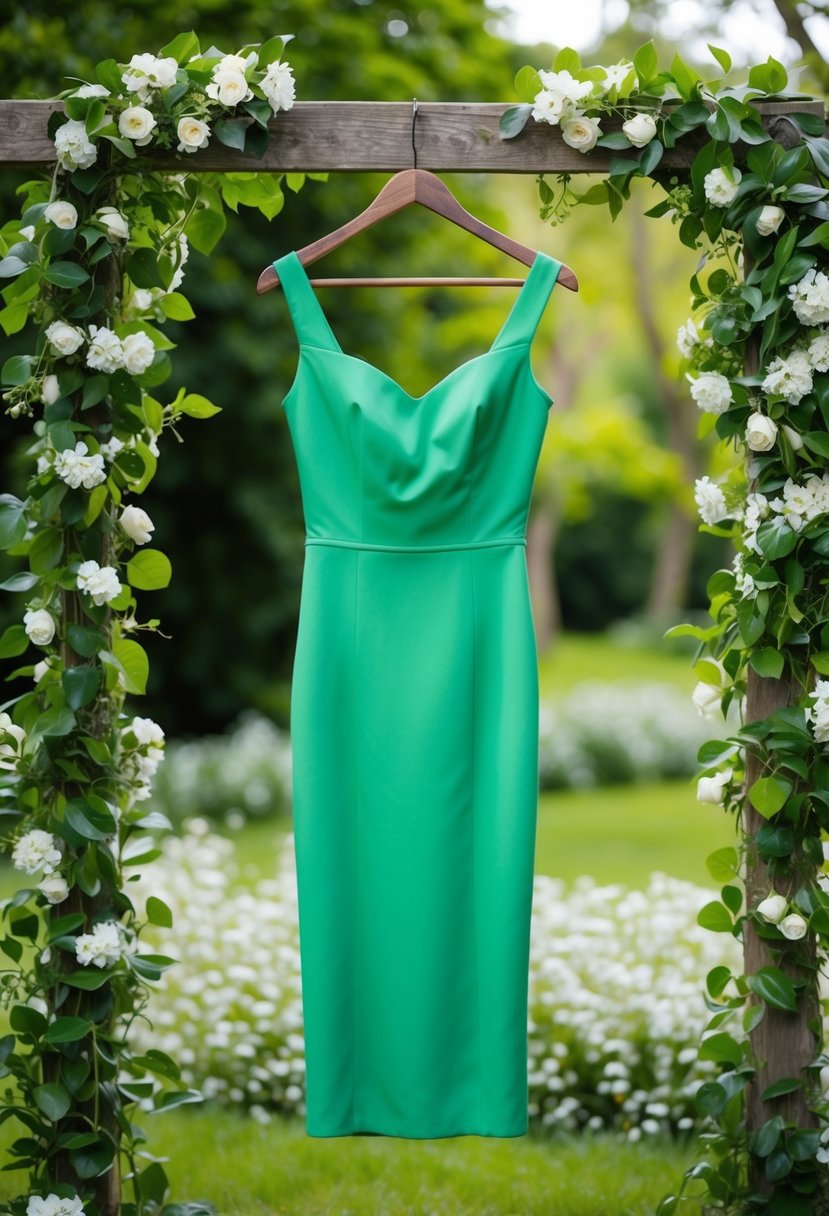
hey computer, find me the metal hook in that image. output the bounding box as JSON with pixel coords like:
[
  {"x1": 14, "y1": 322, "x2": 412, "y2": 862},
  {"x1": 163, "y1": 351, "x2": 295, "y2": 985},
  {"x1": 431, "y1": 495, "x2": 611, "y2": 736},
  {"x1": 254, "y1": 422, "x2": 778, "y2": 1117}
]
[{"x1": 411, "y1": 97, "x2": 418, "y2": 170}]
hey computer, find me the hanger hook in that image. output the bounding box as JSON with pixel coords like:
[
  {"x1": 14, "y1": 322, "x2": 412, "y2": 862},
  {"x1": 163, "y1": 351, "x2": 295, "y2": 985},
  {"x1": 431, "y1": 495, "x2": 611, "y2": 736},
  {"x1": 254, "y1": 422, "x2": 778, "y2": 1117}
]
[{"x1": 411, "y1": 97, "x2": 418, "y2": 171}]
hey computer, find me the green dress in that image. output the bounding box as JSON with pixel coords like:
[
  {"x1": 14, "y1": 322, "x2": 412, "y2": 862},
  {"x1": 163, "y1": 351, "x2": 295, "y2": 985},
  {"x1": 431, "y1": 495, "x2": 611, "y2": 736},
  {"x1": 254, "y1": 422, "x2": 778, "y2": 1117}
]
[{"x1": 274, "y1": 248, "x2": 563, "y2": 1139}]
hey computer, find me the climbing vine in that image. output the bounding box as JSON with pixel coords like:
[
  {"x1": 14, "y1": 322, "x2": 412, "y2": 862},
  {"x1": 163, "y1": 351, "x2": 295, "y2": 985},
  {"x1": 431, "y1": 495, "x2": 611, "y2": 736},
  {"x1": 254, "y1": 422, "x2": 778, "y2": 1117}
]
[
  {"x1": 0, "y1": 30, "x2": 313, "y2": 1216},
  {"x1": 503, "y1": 41, "x2": 829, "y2": 1216}
]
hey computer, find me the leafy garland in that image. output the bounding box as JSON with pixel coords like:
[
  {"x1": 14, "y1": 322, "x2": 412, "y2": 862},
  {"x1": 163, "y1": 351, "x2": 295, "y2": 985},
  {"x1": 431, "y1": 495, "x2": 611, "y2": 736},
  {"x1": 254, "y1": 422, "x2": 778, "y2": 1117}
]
[
  {"x1": 502, "y1": 41, "x2": 829, "y2": 1216},
  {"x1": 0, "y1": 30, "x2": 306, "y2": 1216}
]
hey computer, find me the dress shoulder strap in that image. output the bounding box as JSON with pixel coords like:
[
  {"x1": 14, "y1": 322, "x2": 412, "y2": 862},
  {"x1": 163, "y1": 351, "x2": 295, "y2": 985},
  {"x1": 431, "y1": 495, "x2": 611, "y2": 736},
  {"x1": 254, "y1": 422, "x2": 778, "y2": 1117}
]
[
  {"x1": 272, "y1": 251, "x2": 342, "y2": 352},
  {"x1": 490, "y1": 252, "x2": 563, "y2": 350}
]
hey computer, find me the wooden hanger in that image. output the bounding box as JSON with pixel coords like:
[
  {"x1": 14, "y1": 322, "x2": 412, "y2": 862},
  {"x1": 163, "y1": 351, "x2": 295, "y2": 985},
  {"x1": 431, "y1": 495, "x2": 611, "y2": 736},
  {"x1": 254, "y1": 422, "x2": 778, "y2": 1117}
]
[
  {"x1": 256, "y1": 168, "x2": 579, "y2": 293},
  {"x1": 255, "y1": 101, "x2": 578, "y2": 295}
]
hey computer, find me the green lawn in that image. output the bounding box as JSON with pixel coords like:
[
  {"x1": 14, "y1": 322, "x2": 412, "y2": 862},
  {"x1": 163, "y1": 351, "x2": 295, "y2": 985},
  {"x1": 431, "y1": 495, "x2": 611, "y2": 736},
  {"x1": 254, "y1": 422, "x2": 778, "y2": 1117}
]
[
  {"x1": 538, "y1": 631, "x2": 697, "y2": 699},
  {"x1": 0, "y1": 1107, "x2": 698, "y2": 1216}
]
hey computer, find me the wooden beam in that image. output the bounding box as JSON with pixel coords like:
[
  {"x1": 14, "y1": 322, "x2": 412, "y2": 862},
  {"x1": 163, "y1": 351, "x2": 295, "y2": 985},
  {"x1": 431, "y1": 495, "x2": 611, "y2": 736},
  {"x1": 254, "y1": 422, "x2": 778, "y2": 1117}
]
[{"x1": 0, "y1": 98, "x2": 824, "y2": 174}]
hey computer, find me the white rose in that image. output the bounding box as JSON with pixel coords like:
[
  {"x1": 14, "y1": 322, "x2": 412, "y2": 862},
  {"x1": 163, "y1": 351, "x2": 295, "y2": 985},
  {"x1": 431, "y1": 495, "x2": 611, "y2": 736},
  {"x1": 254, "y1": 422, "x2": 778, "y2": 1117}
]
[
  {"x1": 789, "y1": 269, "x2": 829, "y2": 327},
  {"x1": 95, "y1": 206, "x2": 130, "y2": 241},
  {"x1": 118, "y1": 106, "x2": 157, "y2": 146},
  {"x1": 73, "y1": 83, "x2": 110, "y2": 98},
  {"x1": 54, "y1": 119, "x2": 98, "y2": 171},
  {"x1": 260, "y1": 60, "x2": 296, "y2": 113},
  {"x1": 127, "y1": 715, "x2": 165, "y2": 746},
  {"x1": 40, "y1": 374, "x2": 61, "y2": 405},
  {"x1": 53, "y1": 440, "x2": 107, "y2": 490},
  {"x1": 206, "y1": 61, "x2": 253, "y2": 107},
  {"x1": 696, "y1": 767, "x2": 732, "y2": 805},
  {"x1": 703, "y1": 166, "x2": 742, "y2": 207},
  {"x1": 37, "y1": 874, "x2": 69, "y2": 904},
  {"x1": 86, "y1": 324, "x2": 124, "y2": 374},
  {"x1": 745, "y1": 412, "x2": 778, "y2": 452},
  {"x1": 561, "y1": 114, "x2": 602, "y2": 153},
  {"x1": 622, "y1": 113, "x2": 657, "y2": 147},
  {"x1": 808, "y1": 330, "x2": 829, "y2": 372},
  {"x1": 688, "y1": 371, "x2": 732, "y2": 415},
  {"x1": 694, "y1": 476, "x2": 729, "y2": 525},
  {"x1": 779, "y1": 913, "x2": 808, "y2": 940},
  {"x1": 176, "y1": 116, "x2": 211, "y2": 153},
  {"x1": 43, "y1": 200, "x2": 78, "y2": 229},
  {"x1": 121, "y1": 331, "x2": 155, "y2": 375},
  {"x1": 762, "y1": 351, "x2": 814, "y2": 404},
  {"x1": 75, "y1": 920, "x2": 123, "y2": 968},
  {"x1": 12, "y1": 828, "x2": 61, "y2": 875},
  {"x1": 23, "y1": 609, "x2": 56, "y2": 647},
  {"x1": 120, "y1": 504, "x2": 155, "y2": 544},
  {"x1": 122, "y1": 53, "x2": 178, "y2": 101},
  {"x1": 45, "y1": 320, "x2": 85, "y2": 357},
  {"x1": 756, "y1": 894, "x2": 788, "y2": 924},
  {"x1": 676, "y1": 318, "x2": 699, "y2": 359},
  {"x1": 756, "y1": 205, "x2": 785, "y2": 236},
  {"x1": 692, "y1": 681, "x2": 722, "y2": 719}
]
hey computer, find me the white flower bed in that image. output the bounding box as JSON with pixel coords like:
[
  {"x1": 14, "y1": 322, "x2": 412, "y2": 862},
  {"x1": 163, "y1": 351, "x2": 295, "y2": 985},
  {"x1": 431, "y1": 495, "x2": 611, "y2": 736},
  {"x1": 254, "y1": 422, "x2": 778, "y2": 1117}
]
[
  {"x1": 127, "y1": 822, "x2": 742, "y2": 1137},
  {"x1": 538, "y1": 681, "x2": 715, "y2": 789}
]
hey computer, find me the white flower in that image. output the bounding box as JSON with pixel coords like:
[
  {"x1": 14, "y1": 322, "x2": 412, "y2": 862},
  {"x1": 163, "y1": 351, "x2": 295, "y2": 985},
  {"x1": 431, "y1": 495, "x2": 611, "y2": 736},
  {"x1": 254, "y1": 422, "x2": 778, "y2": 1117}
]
[
  {"x1": 43, "y1": 201, "x2": 78, "y2": 229},
  {"x1": 756, "y1": 205, "x2": 784, "y2": 236},
  {"x1": 54, "y1": 441, "x2": 107, "y2": 490},
  {"x1": 600, "y1": 62, "x2": 637, "y2": 93},
  {"x1": 26, "y1": 1192, "x2": 85, "y2": 1216},
  {"x1": 676, "y1": 318, "x2": 699, "y2": 359},
  {"x1": 99, "y1": 436, "x2": 125, "y2": 462},
  {"x1": 45, "y1": 320, "x2": 85, "y2": 357},
  {"x1": 745, "y1": 412, "x2": 778, "y2": 452},
  {"x1": 120, "y1": 504, "x2": 155, "y2": 544},
  {"x1": 129, "y1": 287, "x2": 156, "y2": 313},
  {"x1": 688, "y1": 371, "x2": 732, "y2": 414},
  {"x1": 807, "y1": 329, "x2": 829, "y2": 373},
  {"x1": 23, "y1": 609, "x2": 56, "y2": 647},
  {"x1": 168, "y1": 233, "x2": 190, "y2": 292},
  {"x1": 73, "y1": 83, "x2": 110, "y2": 98},
  {"x1": 532, "y1": 69, "x2": 593, "y2": 127},
  {"x1": 703, "y1": 166, "x2": 742, "y2": 207},
  {"x1": 176, "y1": 116, "x2": 211, "y2": 153},
  {"x1": 756, "y1": 894, "x2": 788, "y2": 924},
  {"x1": 206, "y1": 55, "x2": 254, "y2": 106},
  {"x1": 779, "y1": 912, "x2": 808, "y2": 940},
  {"x1": 762, "y1": 350, "x2": 814, "y2": 404},
  {"x1": 12, "y1": 829, "x2": 61, "y2": 875},
  {"x1": 33, "y1": 658, "x2": 50, "y2": 682},
  {"x1": 806, "y1": 678, "x2": 829, "y2": 743},
  {"x1": 121, "y1": 52, "x2": 178, "y2": 102},
  {"x1": 54, "y1": 119, "x2": 98, "y2": 171},
  {"x1": 781, "y1": 424, "x2": 804, "y2": 451},
  {"x1": 260, "y1": 60, "x2": 296, "y2": 113},
  {"x1": 561, "y1": 114, "x2": 602, "y2": 153},
  {"x1": 622, "y1": 113, "x2": 657, "y2": 147},
  {"x1": 76, "y1": 560, "x2": 122, "y2": 605},
  {"x1": 127, "y1": 715, "x2": 165, "y2": 746},
  {"x1": 744, "y1": 492, "x2": 770, "y2": 533},
  {"x1": 694, "y1": 476, "x2": 729, "y2": 525},
  {"x1": 696, "y1": 767, "x2": 732, "y2": 805},
  {"x1": 19, "y1": 224, "x2": 36, "y2": 241},
  {"x1": 118, "y1": 106, "x2": 157, "y2": 146},
  {"x1": 0, "y1": 713, "x2": 26, "y2": 770},
  {"x1": 76, "y1": 920, "x2": 123, "y2": 968},
  {"x1": 86, "y1": 324, "x2": 124, "y2": 373},
  {"x1": 121, "y1": 331, "x2": 155, "y2": 375},
  {"x1": 40, "y1": 374, "x2": 61, "y2": 405},
  {"x1": 37, "y1": 874, "x2": 69, "y2": 905},
  {"x1": 94, "y1": 206, "x2": 129, "y2": 241},
  {"x1": 691, "y1": 682, "x2": 721, "y2": 720},
  {"x1": 788, "y1": 269, "x2": 829, "y2": 326}
]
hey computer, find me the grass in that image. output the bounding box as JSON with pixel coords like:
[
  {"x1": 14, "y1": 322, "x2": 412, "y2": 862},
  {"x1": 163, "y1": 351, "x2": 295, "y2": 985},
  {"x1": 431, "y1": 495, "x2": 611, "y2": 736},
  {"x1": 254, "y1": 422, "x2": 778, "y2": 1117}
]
[
  {"x1": 538, "y1": 631, "x2": 697, "y2": 700},
  {"x1": 0, "y1": 1107, "x2": 699, "y2": 1215}
]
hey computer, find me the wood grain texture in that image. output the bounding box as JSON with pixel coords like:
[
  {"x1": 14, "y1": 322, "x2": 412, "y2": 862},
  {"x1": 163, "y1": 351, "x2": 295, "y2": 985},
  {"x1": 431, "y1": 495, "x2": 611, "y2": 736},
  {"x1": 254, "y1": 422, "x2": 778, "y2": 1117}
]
[{"x1": 0, "y1": 98, "x2": 825, "y2": 172}]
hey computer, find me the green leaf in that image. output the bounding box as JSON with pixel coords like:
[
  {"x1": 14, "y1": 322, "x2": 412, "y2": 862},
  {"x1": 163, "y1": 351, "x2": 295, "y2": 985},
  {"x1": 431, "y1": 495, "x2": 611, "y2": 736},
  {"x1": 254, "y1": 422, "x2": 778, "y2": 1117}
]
[
  {"x1": 214, "y1": 118, "x2": 248, "y2": 151},
  {"x1": 748, "y1": 776, "x2": 792, "y2": 818},
  {"x1": 151, "y1": 1088, "x2": 204, "y2": 1113},
  {"x1": 111, "y1": 636, "x2": 149, "y2": 695},
  {"x1": 95, "y1": 58, "x2": 123, "y2": 92},
  {"x1": 695, "y1": 1080, "x2": 728, "y2": 1116},
  {"x1": 127, "y1": 548, "x2": 172, "y2": 590},
  {"x1": 42, "y1": 261, "x2": 90, "y2": 289},
  {"x1": 753, "y1": 1113, "x2": 785, "y2": 1156},
  {"x1": 708, "y1": 44, "x2": 732, "y2": 74},
  {"x1": 748, "y1": 56, "x2": 788, "y2": 94},
  {"x1": 43, "y1": 1017, "x2": 93, "y2": 1044},
  {"x1": 65, "y1": 796, "x2": 117, "y2": 841},
  {"x1": 67, "y1": 624, "x2": 104, "y2": 658},
  {"x1": 760, "y1": 1077, "x2": 802, "y2": 1101},
  {"x1": 706, "y1": 965, "x2": 732, "y2": 998},
  {"x1": 499, "y1": 104, "x2": 532, "y2": 139},
  {"x1": 60, "y1": 970, "x2": 115, "y2": 990},
  {"x1": 513, "y1": 66, "x2": 541, "y2": 104},
  {"x1": 185, "y1": 206, "x2": 226, "y2": 257},
  {"x1": 158, "y1": 30, "x2": 200, "y2": 63},
  {"x1": 2, "y1": 354, "x2": 34, "y2": 386},
  {"x1": 553, "y1": 47, "x2": 581, "y2": 72},
  {"x1": 746, "y1": 967, "x2": 798, "y2": 1012},
  {"x1": 29, "y1": 526, "x2": 63, "y2": 573},
  {"x1": 811, "y1": 651, "x2": 829, "y2": 675},
  {"x1": 705, "y1": 847, "x2": 739, "y2": 883},
  {"x1": 177, "y1": 393, "x2": 221, "y2": 418},
  {"x1": 750, "y1": 648, "x2": 784, "y2": 679},
  {"x1": 62, "y1": 665, "x2": 102, "y2": 710},
  {"x1": 0, "y1": 624, "x2": 28, "y2": 660},
  {"x1": 765, "y1": 1149, "x2": 792, "y2": 1181},
  {"x1": 0, "y1": 494, "x2": 28, "y2": 548},
  {"x1": 160, "y1": 292, "x2": 195, "y2": 321},
  {"x1": 698, "y1": 1031, "x2": 742, "y2": 1066},
  {"x1": 670, "y1": 53, "x2": 701, "y2": 101},
  {"x1": 127, "y1": 247, "x2": 167, "y2": 290},
  {"x1": 757, "y1": 517, "x2": 798, "y2": 560},
  {"x1": 633, "y1": 40, "x2": 658, "y2": 86},
  {"x1": 0, "y1": 571, "x2": 38, "y2": 591},
  {"x1": 34, "y1": 1082, "x2": 71, "y2": 1121},
  {"x1": 697, "y1": 900, "x2": 734, "y2": 932},
  {"x1": 146, "y1": 896, "x2": 173, "y2": 928}
]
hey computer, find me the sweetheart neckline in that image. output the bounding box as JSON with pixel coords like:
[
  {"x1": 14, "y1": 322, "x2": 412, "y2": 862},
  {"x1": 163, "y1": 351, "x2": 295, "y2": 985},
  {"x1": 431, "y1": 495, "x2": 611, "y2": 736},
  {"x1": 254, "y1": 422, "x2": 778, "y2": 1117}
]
[
  {"x1": 282, "y1": 343, "x2": 554, "y2": 410},
  {"x1": 286, "y1": 249, "x2": 552, "y2": 402}
]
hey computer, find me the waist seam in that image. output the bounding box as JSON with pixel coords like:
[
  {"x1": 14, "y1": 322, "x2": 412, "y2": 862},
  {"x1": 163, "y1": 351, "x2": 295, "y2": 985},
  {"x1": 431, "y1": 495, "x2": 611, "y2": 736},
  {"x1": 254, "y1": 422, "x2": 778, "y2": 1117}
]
[{"x1": 304, "y1": 537, "x2": 526, "y2": 553}]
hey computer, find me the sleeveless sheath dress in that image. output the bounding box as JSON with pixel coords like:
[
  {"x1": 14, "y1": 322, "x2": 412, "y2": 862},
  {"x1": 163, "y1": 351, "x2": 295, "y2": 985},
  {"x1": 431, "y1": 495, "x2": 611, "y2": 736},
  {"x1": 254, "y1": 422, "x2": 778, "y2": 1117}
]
[{"x1": 274, "y1": 248, "x2": 563, "y2": 1139}]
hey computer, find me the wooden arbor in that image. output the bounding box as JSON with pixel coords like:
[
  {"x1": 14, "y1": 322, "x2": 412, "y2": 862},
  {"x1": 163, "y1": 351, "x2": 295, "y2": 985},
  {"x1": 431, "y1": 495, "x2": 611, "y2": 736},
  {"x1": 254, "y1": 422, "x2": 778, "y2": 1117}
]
[{"x1": 1, "y1": 95, "x2": 828, "y2": 1201}]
